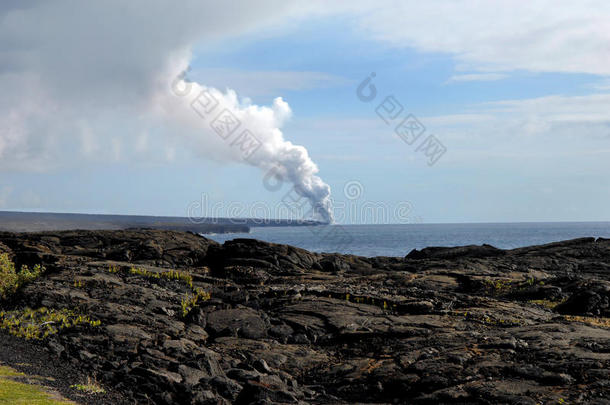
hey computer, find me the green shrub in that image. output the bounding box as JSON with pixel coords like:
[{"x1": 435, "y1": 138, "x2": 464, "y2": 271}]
[
  {"x1": 0, "y1": 254, "x2": 19, "y2": 299},
  {"x1": 0, "y1": 254, "x2": 45, "y2": 300}
]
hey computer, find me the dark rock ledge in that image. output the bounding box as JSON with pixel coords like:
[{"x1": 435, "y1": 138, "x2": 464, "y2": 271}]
[{"x1": 0, "y1": 230, "x2": 609, "y2": 404}]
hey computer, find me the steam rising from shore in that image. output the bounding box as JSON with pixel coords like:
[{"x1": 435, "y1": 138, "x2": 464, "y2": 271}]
[{"x1": 154, "y1": 62, "x2": 333, "y2": 223}]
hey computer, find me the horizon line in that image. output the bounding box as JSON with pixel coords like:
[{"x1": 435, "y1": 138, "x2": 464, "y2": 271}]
[{"x1": 1, "y1": 209, "x2": 609, "y2": 226}]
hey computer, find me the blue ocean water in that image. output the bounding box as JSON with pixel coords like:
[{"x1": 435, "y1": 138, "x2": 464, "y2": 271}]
[{"x1": 203, "y1": 222, "x2": 610, "y2": 257}]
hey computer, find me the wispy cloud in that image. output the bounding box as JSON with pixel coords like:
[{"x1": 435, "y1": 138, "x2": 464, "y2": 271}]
[
  {"x1": 316, "y1": 154, "x2": 369, "y2": 162},
  {"x1": 424, "y1": 114, "x2": 496, "y2": 125},
  {"x1": 191, "y1": 68, "x2": 351, "y2": 97},
  {"x1": 0, "y1": 186, "x2": 12, "y2": 208},
  {"x1": 590, "y1": 78, "x2": 610, "y2": 91},
  {"x1": 481, "y1": 93, "x2": 610, "y2": 124},
  {"x1": 446, "y1": 73, "x2": 508, "y2": 83},
  {"x1": 350, "y1": 1, "x2": 610, "y2": 76}
]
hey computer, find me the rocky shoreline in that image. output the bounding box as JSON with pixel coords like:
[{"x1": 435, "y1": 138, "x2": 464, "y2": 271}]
[
  {"x1": 0, "y1": 229, "x2": 609, "y2": 404},
  {"x1": 0, "y1": 211, "x2": 327, "y2": 233}
]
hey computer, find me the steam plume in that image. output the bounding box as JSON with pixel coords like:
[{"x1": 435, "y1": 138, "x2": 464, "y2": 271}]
[{"x1": 154, "y1": 62, "x2": 333, "y2": 223}]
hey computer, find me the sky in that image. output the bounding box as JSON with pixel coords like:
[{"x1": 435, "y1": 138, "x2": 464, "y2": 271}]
[{"x1": 0, "y1": 1, "x2": 609, "y2": 224}]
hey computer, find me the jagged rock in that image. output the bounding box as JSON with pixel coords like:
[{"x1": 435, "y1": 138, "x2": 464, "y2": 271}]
[
  {"x1": 0, "y1": 229, "x2": 217, "y2": 268},
  {"x1": 0, "y1": 230, "x2": 609, "y2": 404},
  {"x1": 206, "y1": 308, "x2": 268, "y2": 339},
  {"x1": 556, "y1": 287, "x2": 610, "y2": 316},
  {"x1": 406, "y1": 243, "x2": 505, "y2": 259}
]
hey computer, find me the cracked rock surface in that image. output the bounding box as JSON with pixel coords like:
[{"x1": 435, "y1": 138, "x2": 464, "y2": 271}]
[{"x1": 1, "y1": 230, "x2": 609, "y2": 404}]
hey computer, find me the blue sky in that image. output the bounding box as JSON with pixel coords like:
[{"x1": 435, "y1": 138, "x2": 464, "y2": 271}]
[{"x1": 1, "y1": 2, "x2": 609, "y2": 223}]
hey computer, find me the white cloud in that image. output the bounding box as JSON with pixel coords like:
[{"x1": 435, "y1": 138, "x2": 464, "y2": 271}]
[
  {"x1": 111, "y1": 138, "x2": 122, "y2": 161},
  {"x1": 134, "y1": 132, "x2": 149, "y2": 153},
  {"x1": 482, "y1": 93, "x2": 610, "y2": 125},
  {"x1": 79, "y1": 123, "x2": 99, "y2": 156},
  {"x1": 0, "y1": 186, "x2": 12, "y2": 208},
  {"x1": 418, "y1": 92, "x2": 610, "y2": 168},
  {"x1": 0, "y1": 1, "x2": 327, "y2": 170},
  {"x1": 20, "y1": 190, "x2": 42, "y2": 208},
  {"x1": 191, "y1": 68, "x2": 350, "y2": 97},
  {"x1": 347, "y1": 0, "x2": 610, "y2": 76},
  {"x1": 447, "y1": 73, "x2": 508, "y2": 83},
  {"x1": 317, "y1": 154, "x2": 368, "y2": 162},
  {"x1": 294, "y1": 91, "x2": 610, "y2": 167},
  {"x1": 424, "y1": 114, "x2": 496, "y2": 126},
  {"x1": 592, "y1": 79, "x2": 610, "y2": 91},
  {"x1": 1, "y1": 0, "x2": 609, "y2": 174},
  {"x1": 165, "y1": 147, "x2": 177, "y2": 163}
]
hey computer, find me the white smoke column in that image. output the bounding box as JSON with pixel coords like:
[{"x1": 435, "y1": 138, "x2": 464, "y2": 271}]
[{"x1": 153, "y1": 60, "x2": 333, "y2": 223}]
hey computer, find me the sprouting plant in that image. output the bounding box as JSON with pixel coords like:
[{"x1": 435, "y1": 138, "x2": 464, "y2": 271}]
[
  {"x1": 528, "y1": 298, "x2": 567, "y2": 309},
  {"x1": 180, "y1": 297, "x2": 191, "y2": 317},
  {"x1": 481, "y1": 278, "x2": 513, "y2": 295},
  {"x1": 0, "y1": 307, "x2": 101, "y2": 340},
  {"x1": 18, "y1": 264, "x2": 44, "y2": 285},
  {"x1": 0, "y1": 254, "x2": 45, "y2": 300},
  {"x1": 116, "y1": 265, "x2": 207, "y2": 318},
  {"x1": 564, "y1": 315, "x2": 610, "y2": 328},
  {"x1": 127, "y1": 267, "x2": 193, "y2": 288},
  {"x1": 70, "y1": 376, "x2": 105, "y2": 394},
  {"x1": 180, "y1": 288, "x2": 211, "y2": 318},
  {"x1": 163, "y1": 270, "x2": 193, "y2": 288}
]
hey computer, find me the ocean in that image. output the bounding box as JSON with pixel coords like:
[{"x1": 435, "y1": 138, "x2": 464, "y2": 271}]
[{"x1": 203, "y1": 222, "x2": 610, "y2": 257}]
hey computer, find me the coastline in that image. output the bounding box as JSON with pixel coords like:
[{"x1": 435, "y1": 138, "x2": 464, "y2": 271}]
[
  {"x1": 0, "y1": 211, "x2": 330, "y2": 234},
  {"x1": 0, "y1": 229, "x2": 609, "y2": 404}
]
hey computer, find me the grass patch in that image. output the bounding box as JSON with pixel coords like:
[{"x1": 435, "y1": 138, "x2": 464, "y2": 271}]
[
  {"x1": 128, "y1": 267, "x2": 194, "y2": 288},
  {"x1": 528, "y1": 298, "x2": 566, "y2": 309},
  {"x1": 0, "y1": 307, "x2": 101, "y2": 340},
  {"x1": 480, "y1": 276, "x2": 547, "y2": 297},
  {"x1": 564, "y1": 315, "x2": 610, "y2": 328},
  {"x1": 0, "y1": 379, "x2": 74, "y2": 404},
  {"x1": 0, "y1": 253, "x2": 45, "y2": 300},
  {"x1": 70, "y1": 377, "x2": 105, "y2": 394},
  {"x1": 0, "y1": 366, "x2": 24, "y2": 378},
  {"x1": 0, "y1": 365, "x2": 73, "y2": 404},
  {"x1": 481, "y1": 278, "x2": 514, "y2": 295},
  {"x1": 106, "y1": 265, "x2": 211, "y2": 319},
  {"x1": 124, "y1": 266, "x2": 211, "y2": 318}
]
